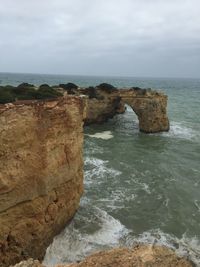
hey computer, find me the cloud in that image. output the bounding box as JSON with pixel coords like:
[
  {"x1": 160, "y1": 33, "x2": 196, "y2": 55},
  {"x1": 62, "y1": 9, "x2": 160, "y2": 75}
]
[{"x1": 0, "y1": 0, "x2": 200, "y2": 77}]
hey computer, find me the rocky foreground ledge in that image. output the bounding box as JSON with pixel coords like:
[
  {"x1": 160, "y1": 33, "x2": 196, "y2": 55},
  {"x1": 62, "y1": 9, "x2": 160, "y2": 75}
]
[{"x1": 10, "y1": 246, "x2": 193, "y2": 267}]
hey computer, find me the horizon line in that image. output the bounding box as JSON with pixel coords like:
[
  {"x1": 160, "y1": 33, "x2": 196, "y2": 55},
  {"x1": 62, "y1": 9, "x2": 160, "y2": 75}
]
[{"x1": 0, "y1": 71, "x2": 199, "y2": 80}]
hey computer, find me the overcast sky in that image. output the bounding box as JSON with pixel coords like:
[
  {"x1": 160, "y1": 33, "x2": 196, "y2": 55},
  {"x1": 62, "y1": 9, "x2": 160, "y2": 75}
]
[{"x1": 0, "y1": 0, "x2": 200, "y2": 78}]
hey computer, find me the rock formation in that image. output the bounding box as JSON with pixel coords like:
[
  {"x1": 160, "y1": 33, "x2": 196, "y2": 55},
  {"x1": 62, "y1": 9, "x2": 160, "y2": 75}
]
[
  {"x1": 119, "y1": 89, "x2": 169, "y2": 133},
  {"x1": 0, "y1": 97, "x2": 85, "y2": 267},
  {"x1": 9, "y1": 246, "x2": 193, "y2": 267},
  {"x1": 0, "y1": 84, "x2": 170, "y2": 266},
  {"x1": 76, "y1": 85, "x2": 169, "y2": 133},
  {"x1": 0, "y1": 83, "x2": 170, "y2": 133}
]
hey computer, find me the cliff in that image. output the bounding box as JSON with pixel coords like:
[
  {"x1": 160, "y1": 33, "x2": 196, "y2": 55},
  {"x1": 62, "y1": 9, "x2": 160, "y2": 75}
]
[
  {"x1": 9, "y1": 246, "x2": 193, "y2": 267},
  {"x1": 76, "y1": 85, "x2": 169, "y2": 133},
  {"x1": 0, "y1": 97, "x2": 85, "y2": 267},
  {"x1": 0, "y1": 83, "x2": 170, "y2": 133},
  {"x1": 118, "y1": 89, "x2": 169, "y2": 133}
]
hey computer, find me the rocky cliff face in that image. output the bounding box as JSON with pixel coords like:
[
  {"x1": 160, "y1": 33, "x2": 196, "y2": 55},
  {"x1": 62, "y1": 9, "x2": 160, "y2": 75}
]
[
  {"x1": 75, "y1": 86, "x2": 169, "y2": 133},
  {"x1": 84, "y1": 97, "x2": 125, "y2": 125},
  {"x1": 119, "y1": 89, "x2": 169, "y2": 133},
  {"x1": 0, "y1": 97, "x2": 85, "y2": 267},
  {"x1": 9, "y1": 246, "x2": 193, "y2": 267}
]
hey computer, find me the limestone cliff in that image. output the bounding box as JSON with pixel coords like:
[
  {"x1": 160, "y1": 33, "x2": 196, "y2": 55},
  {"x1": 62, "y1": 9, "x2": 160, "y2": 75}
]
[
  {"x1": 84, "y1": 96, "x2": 125, "y2": 125},
  {"x1": 119, "y1": 89, "x2": 169, "y2": 133},
  {"x1": 74, "y1": 86, "x2": 169, "y2": 133},
  {"x1": 0, "y1": 97, "x2": 85, "y2": 267}
]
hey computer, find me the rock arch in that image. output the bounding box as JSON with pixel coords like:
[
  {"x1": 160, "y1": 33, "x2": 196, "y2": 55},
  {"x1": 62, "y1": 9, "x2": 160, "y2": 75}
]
[
  {"x1": 75, "y1": 86, "x2": 170, "y2": 134},
  {"x1": 119, "y1": 89, "x2": 169, "y2": 133}
]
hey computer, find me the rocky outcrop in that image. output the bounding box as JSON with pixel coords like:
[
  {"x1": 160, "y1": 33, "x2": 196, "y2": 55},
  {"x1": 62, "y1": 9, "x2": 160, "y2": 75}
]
[
  {"x1": 84, "y1": 96, "x2": 125, "y2": 125},
  {"x1": 9, "y1": 246, "x2": 193, "y2": 267},
  {"x1": 0, "y1": 83, "x2": 170, "y2": 133},
  {"x1": 119, "y1": 89, "x2": 169, "y2": 133},
  {"x1": 65, "y1": 246, "x2": 193, "y2": 267},
  {"x1": 76, "y1": 86, "x2": 169, "y2": 133},
  {"x1": 0, "y1": 97, "x2": 85, "y2": 267}
]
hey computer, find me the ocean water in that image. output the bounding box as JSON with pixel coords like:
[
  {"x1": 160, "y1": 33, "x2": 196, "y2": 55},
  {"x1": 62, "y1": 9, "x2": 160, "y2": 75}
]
[{"x1": 1, "y1": 73, "x2": 200, "y2": 266}]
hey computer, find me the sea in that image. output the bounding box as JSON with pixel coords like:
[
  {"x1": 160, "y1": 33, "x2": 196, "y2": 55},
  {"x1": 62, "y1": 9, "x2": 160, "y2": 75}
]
[{"x1": 0, "y1": 72, "x2": 200, "y2": 266}]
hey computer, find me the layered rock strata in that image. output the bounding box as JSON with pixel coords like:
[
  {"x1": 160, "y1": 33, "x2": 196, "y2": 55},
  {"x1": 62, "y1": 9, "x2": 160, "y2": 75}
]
[
  {"x1": 0, "y1": 97, "x2": 85, "y2": 267},
  {"x1": 118, "y1": 89, "x2": 169, "y2": 133},
  {"x1": 75, "y1": 86, "x2": 169, "y2": 133},
  {"x1": 10, "y1": 246, "x2": 193, "y2": 267}
]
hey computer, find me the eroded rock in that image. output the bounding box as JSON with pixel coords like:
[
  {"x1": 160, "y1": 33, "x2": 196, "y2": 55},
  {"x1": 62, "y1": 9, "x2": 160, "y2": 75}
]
[
  {"x1": 9, "y1": 246, "x2": 194, "y2": 267},
  {"x1": 0, "y1": 97, "x2": 85, "y2": 267},
  {"x1": 62, "y1": 246, "x2": 193, "y2": 267},
  {"x1": 78, "y1": 86, "x2": 169, "y2": 133}
]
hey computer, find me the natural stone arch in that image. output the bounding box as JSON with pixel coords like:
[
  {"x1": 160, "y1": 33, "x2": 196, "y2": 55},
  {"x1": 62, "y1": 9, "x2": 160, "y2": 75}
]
[
  {"x1": 78, "y1": 86, "x2": 170, "y2": 134},
  {"x1": 119, "y1": 90, "x2": 169, "y2": 133}
]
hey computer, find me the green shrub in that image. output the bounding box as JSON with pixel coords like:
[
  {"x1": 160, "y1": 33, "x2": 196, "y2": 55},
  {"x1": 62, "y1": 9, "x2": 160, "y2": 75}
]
[
  {"x1": 59, "y1": 83, "x2": 78, "y2": 95},
  {"x1": 59, "y1": 83, "x2": 78, "y2": 90},
  {"x1": 18, "y1": 83, "x2": 34, "y2": 88},
  {"x1": 85, "y1": 87, "x2": 97, "y2": 99},
  {"x1": 97, "y1": 83, "x2": 117, "y2": 93},
  {"x1": 35, "y1": 86, "x2": 62, "y2": 99},
  {"x1": 0, "y1": 88, "x2": 15, "y2": 104},
  {"x1": 11, "y1": 84, "x2": 36, "y2": 100}
]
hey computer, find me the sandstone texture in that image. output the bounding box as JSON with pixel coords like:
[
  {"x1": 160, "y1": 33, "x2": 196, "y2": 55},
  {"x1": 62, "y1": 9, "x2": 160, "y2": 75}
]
[
  {"x1": 65, "y1": 246, "x2": 193, "y2": 267},
  {"x1": 119, "y1": 89, "x2": 169, "y2": 133},
  {"x1": 76, "y1": 86, "x2": 169, "y2": 133},
  {"x1": 84, "y1": 96, "x2": 124, "y2": 125},
  {"x1": 0, "y1": 97, "x2": 85, "y2": 267},
  {"x1": 9, "y1": 246, "x2": 193, "y2": 267}
]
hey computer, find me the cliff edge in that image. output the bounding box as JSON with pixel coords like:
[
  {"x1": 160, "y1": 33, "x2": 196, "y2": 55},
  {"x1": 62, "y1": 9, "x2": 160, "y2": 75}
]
[
  {"x1": 10, "y1": 246, "x2": 193, "y2": 267},
  {"x1": 0, "y1": 97, "x2": 85, "y2": 267}
]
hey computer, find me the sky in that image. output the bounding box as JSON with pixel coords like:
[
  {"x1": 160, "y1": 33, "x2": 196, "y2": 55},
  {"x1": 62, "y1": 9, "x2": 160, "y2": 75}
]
[{"x1": 0, "y1": 0, "x2": 200, "y2": 78}]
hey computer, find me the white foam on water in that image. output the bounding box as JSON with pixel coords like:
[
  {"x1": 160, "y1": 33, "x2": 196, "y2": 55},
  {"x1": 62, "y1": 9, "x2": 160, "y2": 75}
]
[
  {"x1": 159, "y1": 121, "x2": 197, "y2": 140},
  {"x1": 125, "y1": 229, "x2": 200, "y2": 266},
  {"x1": 43, "y1": 208, "x2": 200, "y2": 267},
  {"x1": 43, "y1": 208, "x2": 129, "y2": 266},
  {"x1": 194, "y1": 200, "x2": 200, "y2": 212},
  {"x1": 84, "y1": 157, "x2": 121, "y2": 185},
  {"x1": 86, "y1": 131, "x2": 113, "y2": 140}
]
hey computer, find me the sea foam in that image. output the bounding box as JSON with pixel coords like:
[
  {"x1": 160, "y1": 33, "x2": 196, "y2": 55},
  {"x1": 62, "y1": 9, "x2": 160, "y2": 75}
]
[
  {"x1": 157, "y1": 121, "x2": 197, "y2": 140},
  {"x1": 85, "y1": 131, "x2": 113, "y2": 140},
  {"x1": 43, "y1": 208, "x2": 128, "y2": 266}
]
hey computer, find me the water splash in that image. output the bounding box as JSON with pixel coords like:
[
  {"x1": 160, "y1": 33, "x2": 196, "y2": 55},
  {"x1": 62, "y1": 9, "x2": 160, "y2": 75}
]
[{"x1": 43, "y1": 207, "x2": 128, "y2": 266}]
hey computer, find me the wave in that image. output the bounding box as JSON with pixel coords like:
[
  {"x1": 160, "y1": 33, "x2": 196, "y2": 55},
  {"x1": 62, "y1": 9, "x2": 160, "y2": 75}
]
[
  {"x1": 125, "y1": 229, "x2": 200, "y2": 266},
  {"x1": 84, "y1": 157, "x2": 121, "y2": 186},
  {"x1": 43, "y1": 207, "x2": 128, "y2": 266},
  {"x1": 43, "y1": 209, "x2": 200, "y2": 266},
  {"x1": 85, "y1": 131, "x2": 113, "y2": 140},
  {"x1": 157, "y1": 121, "x2": 197, "y2": 140}
]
